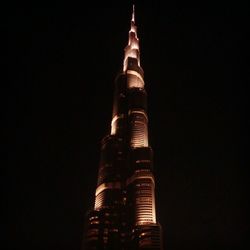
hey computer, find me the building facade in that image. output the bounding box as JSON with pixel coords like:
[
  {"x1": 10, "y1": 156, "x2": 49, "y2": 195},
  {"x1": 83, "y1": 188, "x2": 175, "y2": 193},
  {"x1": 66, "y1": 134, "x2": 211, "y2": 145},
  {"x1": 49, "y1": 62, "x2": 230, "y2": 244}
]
[{"x1": 83, "y1": 6, "x2": 163, "y2": 250}]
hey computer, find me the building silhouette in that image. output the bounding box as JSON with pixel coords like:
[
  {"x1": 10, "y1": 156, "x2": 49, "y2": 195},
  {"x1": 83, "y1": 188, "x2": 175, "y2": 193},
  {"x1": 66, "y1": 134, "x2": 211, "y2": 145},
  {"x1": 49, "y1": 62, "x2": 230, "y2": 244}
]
[{"x1": 83, "y1": 6, "x2": 163, "y2": 250}]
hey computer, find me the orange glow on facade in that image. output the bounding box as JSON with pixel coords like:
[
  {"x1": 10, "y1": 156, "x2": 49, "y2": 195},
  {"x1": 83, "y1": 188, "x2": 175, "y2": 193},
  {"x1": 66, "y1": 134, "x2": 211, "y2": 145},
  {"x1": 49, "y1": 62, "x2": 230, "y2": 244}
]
[{"x1": 127, "y1": 70, "x2": 144, "y2": 88}]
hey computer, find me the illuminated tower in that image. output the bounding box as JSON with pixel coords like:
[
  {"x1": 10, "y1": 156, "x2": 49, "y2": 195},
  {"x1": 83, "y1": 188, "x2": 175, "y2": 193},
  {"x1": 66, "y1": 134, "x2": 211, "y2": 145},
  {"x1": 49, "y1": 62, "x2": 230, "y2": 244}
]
[{"x1": 83, "y1": 6, "x2": 163, "y2": 250}]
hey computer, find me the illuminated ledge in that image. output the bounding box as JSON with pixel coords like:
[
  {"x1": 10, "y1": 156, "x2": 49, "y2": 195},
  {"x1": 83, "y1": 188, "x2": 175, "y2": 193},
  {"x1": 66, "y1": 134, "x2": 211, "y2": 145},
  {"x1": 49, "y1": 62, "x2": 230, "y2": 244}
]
[
  {"x1": 111, "y1": 114, "x2": 125, "y2": 135},
  {"x1": 111, "y1": 114, "x2": 125, "y2": 126},
  {"x1": 126, "y1": 170, "x2": 155, "y2": 186},
  {"x1": 128, "y1": 110, "x2": 148, "y2": 121},
  {"x1": 136, "y1": 221, "x2": 158, "y2": 226},
  {"x1": 95, "y1": 181, "x2": 121, "y2": 196},
  {"x1": 127, "y1": 69, "x2": 144, "y2": 83}
]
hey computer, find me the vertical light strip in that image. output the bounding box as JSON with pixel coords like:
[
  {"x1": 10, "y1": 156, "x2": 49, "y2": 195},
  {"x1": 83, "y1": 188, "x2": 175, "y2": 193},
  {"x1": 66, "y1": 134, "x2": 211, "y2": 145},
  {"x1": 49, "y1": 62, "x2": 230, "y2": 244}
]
[
  {"x1": 135, "y1": 179, "x2": 156, "y2": 225},
  {"x1": 130, "y1": 111, "x2": 148, "y2": 148},
  {"x1": 126, "y1": 170, "x2": 156, "y2": 225}
]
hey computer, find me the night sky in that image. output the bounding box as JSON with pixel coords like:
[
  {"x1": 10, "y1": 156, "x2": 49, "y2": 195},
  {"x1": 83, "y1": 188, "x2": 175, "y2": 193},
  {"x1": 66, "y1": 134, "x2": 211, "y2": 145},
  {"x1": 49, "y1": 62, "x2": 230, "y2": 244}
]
[{"x1": 5, "y1": 1, "x2": 248, "y2": 250}]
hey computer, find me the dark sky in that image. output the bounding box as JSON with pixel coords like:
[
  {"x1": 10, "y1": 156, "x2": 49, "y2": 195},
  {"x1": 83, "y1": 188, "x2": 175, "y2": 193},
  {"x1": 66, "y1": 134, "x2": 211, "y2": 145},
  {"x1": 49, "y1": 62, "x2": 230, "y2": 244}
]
[{"x1": 5, "y1": 1, "x2": 248, "y2": 250}]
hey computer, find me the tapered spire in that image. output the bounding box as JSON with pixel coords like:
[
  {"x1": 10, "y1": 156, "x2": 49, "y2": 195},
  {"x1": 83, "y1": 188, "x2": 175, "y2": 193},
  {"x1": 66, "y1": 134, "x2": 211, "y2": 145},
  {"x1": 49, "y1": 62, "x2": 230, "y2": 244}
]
[
  {"x1": 123, "y1": 5, "x2": 141, "y2": 72},
  {"x1": 132, "y1": 4, "x2": 135, "y2": 23}
]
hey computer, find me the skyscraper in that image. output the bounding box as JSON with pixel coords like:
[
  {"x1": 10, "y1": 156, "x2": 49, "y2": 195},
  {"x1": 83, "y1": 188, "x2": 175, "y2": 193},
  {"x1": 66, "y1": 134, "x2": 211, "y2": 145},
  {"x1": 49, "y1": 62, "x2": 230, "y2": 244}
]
[{"x1": 83, "y1": 6, "x2": 163, "y2": 250}]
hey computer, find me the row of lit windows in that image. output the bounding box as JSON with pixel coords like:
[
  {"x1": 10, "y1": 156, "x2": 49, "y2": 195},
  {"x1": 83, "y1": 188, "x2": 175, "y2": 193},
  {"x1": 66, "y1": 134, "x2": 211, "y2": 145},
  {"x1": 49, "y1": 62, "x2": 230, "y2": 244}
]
[
  {"x1": 94, "y1": 191, "x2": 105, "y2": 209},
  {"x1": 130, "y1": 116, "x2": 148, "y2": 148},
  {"x1": 134, "y1": 176, "x2": 156, "y2": 224}
]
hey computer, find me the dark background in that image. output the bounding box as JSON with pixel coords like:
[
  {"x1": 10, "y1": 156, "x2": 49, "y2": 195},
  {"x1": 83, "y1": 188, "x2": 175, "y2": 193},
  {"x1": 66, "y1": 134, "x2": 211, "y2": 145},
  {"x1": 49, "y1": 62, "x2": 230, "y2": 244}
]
[{"x1": 5, "y1": 1, "x2": 248, "y2": 250}]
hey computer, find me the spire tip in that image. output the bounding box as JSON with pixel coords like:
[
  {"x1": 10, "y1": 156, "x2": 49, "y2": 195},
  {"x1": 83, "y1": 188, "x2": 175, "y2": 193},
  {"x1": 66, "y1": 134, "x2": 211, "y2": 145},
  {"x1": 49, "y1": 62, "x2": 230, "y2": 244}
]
[{"x1": 132, "y1": 4, "x2": 135, "y2": 22}]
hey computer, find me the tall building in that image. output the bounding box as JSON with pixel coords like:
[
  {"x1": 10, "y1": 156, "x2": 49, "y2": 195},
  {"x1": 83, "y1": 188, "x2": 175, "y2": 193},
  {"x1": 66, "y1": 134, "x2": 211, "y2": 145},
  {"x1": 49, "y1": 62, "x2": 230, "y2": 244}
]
[{"x1": 83, "y1": 6, "x2": 163, "y2": 250}]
